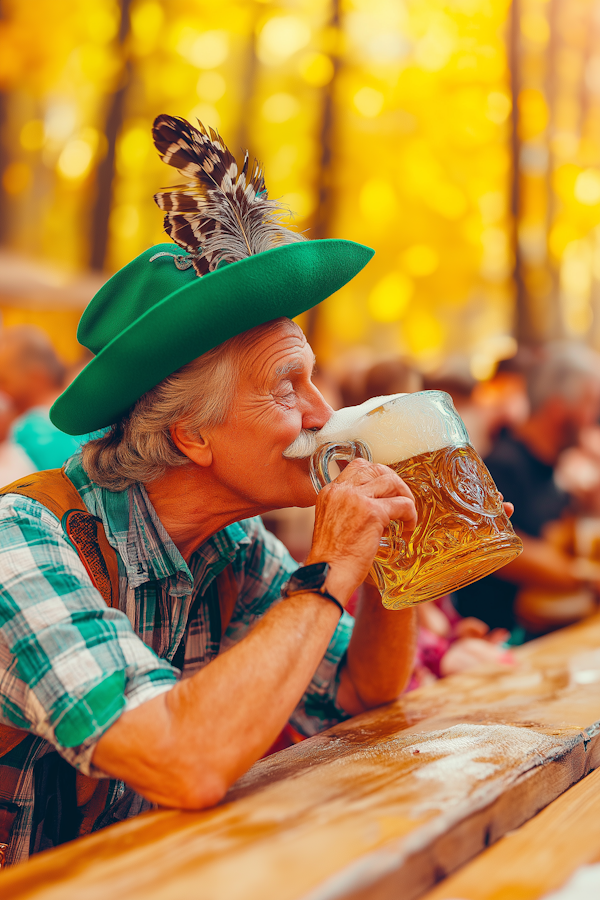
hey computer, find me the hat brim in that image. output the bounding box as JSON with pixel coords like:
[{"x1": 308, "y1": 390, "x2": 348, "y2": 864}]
[{"x1": 51, "y1": 239, "x2": 374, "y2": 435}]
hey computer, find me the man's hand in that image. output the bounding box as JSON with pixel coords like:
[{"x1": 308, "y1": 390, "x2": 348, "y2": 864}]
[{"x1": 306, "y1": 458, "x2": 417, "y2": 604}]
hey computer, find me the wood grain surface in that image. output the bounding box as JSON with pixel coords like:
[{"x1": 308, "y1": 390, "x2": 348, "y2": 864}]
[
  {"x1": 422, "y1": 764, "x2": 600, "y2": 900},
  {"x1": 5, "y1": 615, "x2": 600, "y2": 900}
]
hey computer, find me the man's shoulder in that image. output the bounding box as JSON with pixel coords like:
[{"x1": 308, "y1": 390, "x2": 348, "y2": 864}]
[{"x1": 0, "y1": 491, "x2": 65, "y2": 534}]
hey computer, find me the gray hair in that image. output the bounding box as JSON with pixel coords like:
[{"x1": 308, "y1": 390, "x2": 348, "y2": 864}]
[
  {"x1": 527, "y1": 341, "x2": 600, "y2": 413},
  {"x1": 82, "y1": 318, "x2": 294, "y2": 491}
]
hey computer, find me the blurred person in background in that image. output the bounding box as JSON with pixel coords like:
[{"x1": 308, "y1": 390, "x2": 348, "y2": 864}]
[
  {"x1": 407, "y1": 597, "x2": 514, "y2": 688},
  {"x1": 472, "y1": 359, "x2": 530, "y2": 453},
  {"x1": 0, "y1": 325, "x2": 84, "y2": 471},
  {"x1": 339, "y1": 356, "x2": 423, "y2": 408},
  {"x1": 0, "y1": 391, "x2": 35, "y2": 483},
  {"x1": 339, "y1": 359, "x2": 370, "y2": 407},
  {"x1": 423, "y1": 356, "x2": 529, "y2": 458},
  {"x1": 363, "y1": 358, "x2": 423, "y2": 400},
  {"x1": 454, "y1": 341, "x2": 600, "y2": 636}
]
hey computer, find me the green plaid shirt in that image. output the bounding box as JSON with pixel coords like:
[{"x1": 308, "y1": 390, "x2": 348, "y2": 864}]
[{"x1": 0, "y1": 453, "x2": 353, "y2": 864}]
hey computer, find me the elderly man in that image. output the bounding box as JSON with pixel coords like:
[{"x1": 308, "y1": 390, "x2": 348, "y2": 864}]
[{"x1": 0, "y1": 117, "x2": 419, "y2": 866}]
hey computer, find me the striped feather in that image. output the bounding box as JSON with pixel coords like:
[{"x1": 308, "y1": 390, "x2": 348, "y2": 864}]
[{"x1": 152, "y1": 115, "x2": 304, "y2": 276}]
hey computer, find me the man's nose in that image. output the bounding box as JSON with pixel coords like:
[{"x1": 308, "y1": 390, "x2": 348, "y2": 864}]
[{"x1": 302, "y1": 387, "x2": 334, "y2": 431}]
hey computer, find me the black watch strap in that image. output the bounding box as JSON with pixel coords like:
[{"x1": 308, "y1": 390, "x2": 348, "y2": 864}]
[{"x1": 281, "y1": 562, "x2": 345, "y2": 616}]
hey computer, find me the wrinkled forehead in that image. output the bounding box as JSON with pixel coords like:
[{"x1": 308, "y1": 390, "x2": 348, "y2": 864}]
[{"x1": 237, "y1": 318, "x2": 311, "y2": 382}]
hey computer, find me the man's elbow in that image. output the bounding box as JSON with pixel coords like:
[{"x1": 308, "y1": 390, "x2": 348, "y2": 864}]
[
  {"x1": 173, "y1": 769, "x2": 229, "y2": 810},
  {"x1": 337, "y1": 666, "x2": 408, "y2": 716},
  {"x1": 353, "y1": 683, "x2": 406, "y2": 712},
  {"x1": 140, "y1": 757, "x2": 230, "y2": 810},
  {"x1": 94, "y1": 714, "x2": 231, "y2": 810}
]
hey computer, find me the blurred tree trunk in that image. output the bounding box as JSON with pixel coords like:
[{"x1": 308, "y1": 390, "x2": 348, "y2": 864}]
[
  {"x1": 509, "y1": 0, "x2": 530, "y2": 343},
  {"x1": 305, "y1": 0, "x2": 341, "y2": 344},
  {"x1": 89, "y1": 0, "x2": 132, "y2": 271},
  {"x1": 544, "y1": 0, "x2": 561, "y2": 340},
  {"x1": 236, "y1": 21, "x2": 259, "y2": 159}
]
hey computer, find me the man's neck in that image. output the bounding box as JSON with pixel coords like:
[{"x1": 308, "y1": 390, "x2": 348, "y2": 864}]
[{"x1": 145, "y1": 466, "x2": 264, "y2": 562}]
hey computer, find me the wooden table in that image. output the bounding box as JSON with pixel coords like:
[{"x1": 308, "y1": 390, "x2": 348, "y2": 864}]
[
  {"x1": 5, "y1": 614, "x2": 600, "y2": 900},
  {"x1": 422, "y1": 764, "x2": 600, "y2": 900}
]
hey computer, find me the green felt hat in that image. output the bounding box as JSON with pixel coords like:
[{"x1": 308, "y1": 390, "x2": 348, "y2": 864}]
[{"x1": 50, "y1": 238, "x2": 374, "y2": 435}]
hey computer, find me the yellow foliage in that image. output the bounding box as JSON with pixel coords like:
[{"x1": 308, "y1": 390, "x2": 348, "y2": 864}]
[
  {"x1": 0, "y1": 0, "x2": 532, "y2": 367},
  {"x1": 368, "y1": 273, "x2": 414, "y2": 323}
]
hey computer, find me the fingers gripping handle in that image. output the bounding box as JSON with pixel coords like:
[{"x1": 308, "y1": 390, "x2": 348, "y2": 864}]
[{"x1": 310, "y1": 440, "x2": 373, "y2": 494}]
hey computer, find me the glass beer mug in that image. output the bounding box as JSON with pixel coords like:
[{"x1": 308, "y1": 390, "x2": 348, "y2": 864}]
[{"x1": 309, "y1": 391, "x2": 523, "y2": 611}]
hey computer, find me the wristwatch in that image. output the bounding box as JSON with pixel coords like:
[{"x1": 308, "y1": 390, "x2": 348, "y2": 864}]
[{"x1": 281, "y1": 562, "x2": 345, "y2": 615}]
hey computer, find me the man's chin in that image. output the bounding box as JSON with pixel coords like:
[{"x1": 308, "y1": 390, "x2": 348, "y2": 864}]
[{"x1": 283, "y1": 458, "x2": 317, "y2": 508}]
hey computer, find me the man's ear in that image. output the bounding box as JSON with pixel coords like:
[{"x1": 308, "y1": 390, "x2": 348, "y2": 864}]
[{"x1": 169, "y1": 424, "x2": 213, "y2": 467}]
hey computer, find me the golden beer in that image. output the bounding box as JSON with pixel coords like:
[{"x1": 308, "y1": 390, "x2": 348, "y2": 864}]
[
  {"x1": 369, "y1": 444, "x2": 521, "y2": 609},
  {"x1": 308, "y1": 391, "x2": 523, "y2": 610}
]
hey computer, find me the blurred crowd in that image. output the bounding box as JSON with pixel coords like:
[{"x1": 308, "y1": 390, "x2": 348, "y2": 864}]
[{"x1": 2, "y1": 324, "x2": 600, "y2": 698}]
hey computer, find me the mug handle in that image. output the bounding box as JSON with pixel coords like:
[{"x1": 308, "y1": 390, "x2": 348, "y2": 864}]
[{"x1": 310, "y1": 440, "x2": 373, "y2": 494}]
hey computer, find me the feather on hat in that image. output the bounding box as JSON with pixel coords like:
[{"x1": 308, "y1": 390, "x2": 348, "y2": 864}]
[
  {"x1": 152, "y1": 115, "x2": 304, "y2": 277},
  {"x1": 49, "y1": 116, "x2": 374, "y2": 435}
]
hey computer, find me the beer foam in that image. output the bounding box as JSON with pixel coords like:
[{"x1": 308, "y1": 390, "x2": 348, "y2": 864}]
[{"x1": 314, "y1": 391, "x2": 470, "y2": 464}]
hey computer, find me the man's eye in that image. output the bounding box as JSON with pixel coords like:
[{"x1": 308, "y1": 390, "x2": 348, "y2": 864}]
[
  {"x1": 276, "y1": 380, "x2": 294, "y2": 394},
  {"x1": 274, "y1": 384, "x2": 296, "y2": 402}
]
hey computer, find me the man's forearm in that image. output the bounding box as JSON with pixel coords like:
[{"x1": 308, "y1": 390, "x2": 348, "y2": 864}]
[
  {"x1": 337, "y1": 582, "x2": 417, "y2": 715},
  {"x1": 93, "y1": 592, "x2": 342, "y2": 808}
]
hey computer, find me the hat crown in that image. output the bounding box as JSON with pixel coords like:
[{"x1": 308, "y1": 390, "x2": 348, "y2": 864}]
[{"x1": 78, "y1": 245, "x2": 196, "y2": 354}]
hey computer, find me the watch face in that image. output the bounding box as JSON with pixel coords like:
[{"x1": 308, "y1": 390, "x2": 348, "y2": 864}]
[{"x1": 286, "y1": 561, "x2": 330, "y2": 594}]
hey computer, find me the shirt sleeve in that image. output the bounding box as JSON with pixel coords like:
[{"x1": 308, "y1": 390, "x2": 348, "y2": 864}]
[
  {"x1": 222, "y1": 516, "x2": 354, "y2": 737},
  {"x1": 0, "y1": 495, "x2": 177, "y2": 774}
]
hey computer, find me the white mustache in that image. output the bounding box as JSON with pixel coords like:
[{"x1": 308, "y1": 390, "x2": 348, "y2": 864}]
[
  {"x1": 282, "y1": 394, "x2": 408, "y2": 463},
  {"x1": 282, "y1": 429, "x2": 319, "y2": 459}
]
